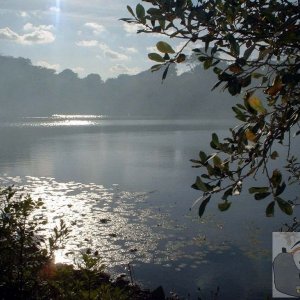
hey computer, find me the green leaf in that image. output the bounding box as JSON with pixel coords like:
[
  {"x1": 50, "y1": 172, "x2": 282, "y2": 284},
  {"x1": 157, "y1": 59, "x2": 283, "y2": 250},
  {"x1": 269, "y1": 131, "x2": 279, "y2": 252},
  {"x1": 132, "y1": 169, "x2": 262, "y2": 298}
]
[
  {"x1": 136, "y1": 4, "x2": 145, "y2": 19},
  {"x1": 275, "y1": 182, "x2": 286, "y2": 197},
  {"x1": 236, "y1": 103, "x2": 246, "y2": 110},
  {"x1": 228, "y1": 80, "x2": 241, "y2": 95},
  {"x1": 213, "y1": 67, "x2": 222, "y2": 75},
  {"x1": 156, "y1": 41, "x2": 175, "y2": 54},
  {"x1": 152, "y1": 26, "x2": 162, "y2": 32},
  {"x1": 258, "y1": 47, "x2": 271, "y2": 61},
  {"x1": 127, "y1": 5, "x2": 135, "y2": 17},
  {"x1": 176, "y1": 53, "x2": 186, "y2": 63},
  {"x1": 213, "y1": 155, "x2": 222, "y2": 167},
  {"x1": 254, "y1": 192, "x2": 271, "y2": 200},
  {"x1": 206, "y1": 163, "x2": 215, "y2": 176},
  {"x1": 162, "y1": 65, "x2": 170, "y2": 82},
  {"x1": 227, "y1": 34, "x2": 240, "y2": 57},
  {"x1": 276, "y1": 197, "x2": 293, "y2": 215},
  {"x1": 191, "y1": 176, "x2": 208, "y2": 192},
  {"x1": 218, "y1": 201, "x2": 231, "y2": 211},
  {"x1": 265, "y1": 201, "x2": 275, "y2": 217},
  {"x1": 249, "y1": 187, "x2": 269, "y2": 194},
  {"x1": 205, "y1": 39, "x2": 210, "y2": 52},
  {"x1": 203, "y1": 58, "x2": 213, "y2": 70},
  {"x1": 271, "y1": 169, "x2": 282, "y2": 188},
  {"x1": 222, "y1": 188, "x2": 233, "y2": 201},
  {"x1": 148, "y1": 53, "x2": 165, "y2": 63},
  {"x1": 211, "y1": 80, "x2": 223, "y2": 91},
  {"x1": 190, "y1": 159, "x2": 201, "y2": 164},
  {"x1": 198, "y1": 56, "x2": 206, "y2": 62},
  {"x1": 232, "y1": 106, "x2": 243, "y2": 115},
  {"x1": 150, "y1": 64, "x2": 163, "y2": 72},
  {"x1": 198, "y1": 196, "x2": 211, "y2": 218},
  {"x1": 211, "y1": 133, "x2": 220, "y2": 148},
  {"x1": 147, "y1": 8, "x2": 161, "y2": 16},
  {"x1": 159, "y1": 19, "x2": 166, "y2": 30},
  {"x1": 241, "y1": 75, "x2": 251, "y2": 87},
  {"x1": 119, "y1": 18, "x2": 134, "y2": 22},
  {"x1": 163, "y1": 53, "x2": 170, "y2": 60},
  {"x1": 192, "y1": 48, "x2": 201, "y2": 53},
  {"x1": 218, "y1": 72, "x2": 232, "y2": 81},
  {"x1": 270, "y1": 151, "x2": 279, "y2": 160},
  {"x1": 170, "y1": 30, "x2": 179, "y2": 38},
  {"x1": 199, "y1": 151, "x2": 207, "y2": 163},
  {"x1": 243, "y1": 44, "x2": 255, "y2": 60},
  {"x1": 232, "y1": 107, "x2": 247, "y2": 121},
  {"x1": 261, "y1": 76, "x2": 268, "y2": 84}
]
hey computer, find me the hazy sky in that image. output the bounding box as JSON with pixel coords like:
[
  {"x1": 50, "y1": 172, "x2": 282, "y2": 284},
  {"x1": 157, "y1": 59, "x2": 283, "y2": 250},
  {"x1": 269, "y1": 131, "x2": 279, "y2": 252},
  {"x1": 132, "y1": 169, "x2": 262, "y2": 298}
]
[{"x1": 0, "y1": 0, "x2": 181, "y2": 80}]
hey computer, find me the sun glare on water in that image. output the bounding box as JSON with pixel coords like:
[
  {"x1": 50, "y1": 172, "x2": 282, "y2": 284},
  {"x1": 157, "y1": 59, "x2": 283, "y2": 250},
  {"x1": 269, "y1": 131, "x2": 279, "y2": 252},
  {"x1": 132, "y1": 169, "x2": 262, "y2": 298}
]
[
  {"x1": 56, "y1": 119, "x2": 94, "y2": 126},
  {"x1": 47, "y1": 115, "x2": 106, "y2": 127}
]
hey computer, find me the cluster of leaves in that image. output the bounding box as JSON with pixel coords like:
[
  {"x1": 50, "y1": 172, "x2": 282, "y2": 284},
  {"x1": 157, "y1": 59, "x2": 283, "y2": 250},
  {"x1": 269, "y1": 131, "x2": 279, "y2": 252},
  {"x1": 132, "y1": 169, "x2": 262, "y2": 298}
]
[
  {"x1": 279, "y1": 217, "x2": 300, "y2": 232},
  {"x1": 0, "y1": 186, "x2": 70, "y2": 298},
  {"x1": 122, "y1": 0, "x2": 300, "y2": 218},
  {"x1": 45, "y1": 250, "x2": 132, "y2": 300}
]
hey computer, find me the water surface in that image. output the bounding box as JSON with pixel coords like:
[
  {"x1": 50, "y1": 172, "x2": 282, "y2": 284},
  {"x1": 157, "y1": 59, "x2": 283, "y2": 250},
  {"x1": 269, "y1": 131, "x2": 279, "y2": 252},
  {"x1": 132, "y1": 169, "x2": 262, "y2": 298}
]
[{"x1": 0, "y1": 116, "x2": 297, "y2": 299}]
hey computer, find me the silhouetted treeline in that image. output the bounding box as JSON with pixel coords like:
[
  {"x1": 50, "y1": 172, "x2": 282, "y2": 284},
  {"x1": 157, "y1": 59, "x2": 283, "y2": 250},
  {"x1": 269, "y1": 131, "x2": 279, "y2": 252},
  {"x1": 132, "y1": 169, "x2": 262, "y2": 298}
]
[{"x1": 0, "y1": 55, "x2": 235, "y2": 118}]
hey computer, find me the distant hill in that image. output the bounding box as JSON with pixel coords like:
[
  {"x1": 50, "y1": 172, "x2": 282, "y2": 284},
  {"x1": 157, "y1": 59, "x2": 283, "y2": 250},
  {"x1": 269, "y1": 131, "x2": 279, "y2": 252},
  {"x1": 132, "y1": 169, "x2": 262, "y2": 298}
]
[{"x1": 0, "y1": 55, "x2": 237, "y2": 118}]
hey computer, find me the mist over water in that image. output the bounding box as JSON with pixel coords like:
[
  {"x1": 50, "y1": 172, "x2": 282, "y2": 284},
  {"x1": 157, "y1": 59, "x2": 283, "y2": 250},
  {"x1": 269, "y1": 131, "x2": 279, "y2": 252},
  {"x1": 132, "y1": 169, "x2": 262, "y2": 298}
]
[{"x1": 0, "y1": 116, "x2": 298, "y2": 299}]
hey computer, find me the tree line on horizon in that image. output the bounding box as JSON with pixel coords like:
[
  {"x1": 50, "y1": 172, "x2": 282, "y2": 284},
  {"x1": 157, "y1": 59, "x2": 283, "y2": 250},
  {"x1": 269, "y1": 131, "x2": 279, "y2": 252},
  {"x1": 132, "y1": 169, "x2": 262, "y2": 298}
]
[{"x1": 0, "y1": 55, "x2": 234, "y2": 118}]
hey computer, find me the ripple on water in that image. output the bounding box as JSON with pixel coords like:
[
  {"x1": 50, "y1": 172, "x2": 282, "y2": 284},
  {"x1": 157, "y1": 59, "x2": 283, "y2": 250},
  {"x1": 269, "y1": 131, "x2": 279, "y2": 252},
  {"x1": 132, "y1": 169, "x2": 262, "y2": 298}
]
[{"x1": 0, "y1": 175, "x2": 268, "y2": 276}]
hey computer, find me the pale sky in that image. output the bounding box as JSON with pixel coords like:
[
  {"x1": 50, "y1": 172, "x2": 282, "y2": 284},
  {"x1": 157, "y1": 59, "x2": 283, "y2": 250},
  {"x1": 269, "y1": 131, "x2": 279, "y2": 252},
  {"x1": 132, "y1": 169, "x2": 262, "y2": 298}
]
[{"x1": 0, "y1": 0, "x2": 182, "y2": 80}]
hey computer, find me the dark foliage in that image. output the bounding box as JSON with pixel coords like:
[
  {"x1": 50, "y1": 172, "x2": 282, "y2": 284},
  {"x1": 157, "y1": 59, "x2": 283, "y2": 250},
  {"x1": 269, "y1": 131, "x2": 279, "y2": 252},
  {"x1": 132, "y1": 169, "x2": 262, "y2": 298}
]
[{"x1": 122, "y1": 0, "x2": 300, "y2": 218}]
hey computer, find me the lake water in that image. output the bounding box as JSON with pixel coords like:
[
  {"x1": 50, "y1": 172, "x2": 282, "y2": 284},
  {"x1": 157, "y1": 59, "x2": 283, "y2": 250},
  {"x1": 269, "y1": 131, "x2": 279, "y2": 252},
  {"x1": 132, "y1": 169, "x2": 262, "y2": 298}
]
[{"x1": 0, "y1": 115, "x2": 298, "y2": 299}]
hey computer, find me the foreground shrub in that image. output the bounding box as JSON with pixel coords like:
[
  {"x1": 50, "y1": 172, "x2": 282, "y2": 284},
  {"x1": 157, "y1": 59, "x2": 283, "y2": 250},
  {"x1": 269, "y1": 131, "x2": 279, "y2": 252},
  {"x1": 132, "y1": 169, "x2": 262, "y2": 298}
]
[{"x1": 0, "y1": 186, "x2": 168, "y2": 300}]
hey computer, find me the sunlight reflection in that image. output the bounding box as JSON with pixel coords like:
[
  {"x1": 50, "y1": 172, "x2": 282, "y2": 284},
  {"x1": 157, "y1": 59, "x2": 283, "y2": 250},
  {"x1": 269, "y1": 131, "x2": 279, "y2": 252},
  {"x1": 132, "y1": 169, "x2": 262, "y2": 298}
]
[
  {"x1": 0, "y1": 175, "x2": 247, "y2": 273},
  {"x1": 52, "y1": 120, "x2": 95, "y2": 126},
  {"x1": 54, "y1": 249, "x2": 71, "y2": 265},
  {"x1": 52, "y1": 114, "x2": 106, "y2": 119}
]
